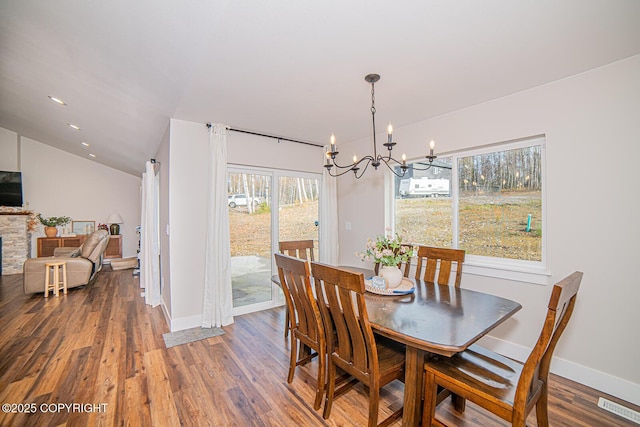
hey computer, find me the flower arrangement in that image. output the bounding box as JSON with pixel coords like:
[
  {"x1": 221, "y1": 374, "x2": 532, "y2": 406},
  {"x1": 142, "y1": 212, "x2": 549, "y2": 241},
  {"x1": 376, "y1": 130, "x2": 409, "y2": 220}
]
[
  {"x1": 37, "y1": 214, "x2": 72, "y2": 227},
  {"x1": 97, "y1": 223, "x2": 109, "y2": 231},
  {"x1": 358, "y1": 229, "x2": 415, "y2": 267}
]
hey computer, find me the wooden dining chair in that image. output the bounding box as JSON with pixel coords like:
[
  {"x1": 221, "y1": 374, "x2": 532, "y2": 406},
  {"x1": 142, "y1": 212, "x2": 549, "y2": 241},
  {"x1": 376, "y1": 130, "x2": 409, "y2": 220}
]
[
  {"x1": 274, "y1": 253, "x2": 326, "y2": 410},
  {"x1": 272, "y1": 240, "x2": 316, "y2": 338},
  {"x1": 311, "y1": 261, "x2": 406, "y2": 427},
  {"x1": 279, "y1": 239, "x2": 315, "y2": 261},
  {"x1": 422, "y1": 271, "x2": 583, "y2": 427},
  {"x1": 414, "y1": 245, "x2": 466, "y2": 287}
]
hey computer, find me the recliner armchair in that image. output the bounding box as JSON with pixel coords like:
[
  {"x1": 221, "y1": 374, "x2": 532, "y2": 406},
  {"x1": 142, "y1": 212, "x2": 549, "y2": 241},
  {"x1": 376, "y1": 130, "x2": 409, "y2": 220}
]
[{"x1": 23, "y1": 229, "x2": 110, "y2": 294}]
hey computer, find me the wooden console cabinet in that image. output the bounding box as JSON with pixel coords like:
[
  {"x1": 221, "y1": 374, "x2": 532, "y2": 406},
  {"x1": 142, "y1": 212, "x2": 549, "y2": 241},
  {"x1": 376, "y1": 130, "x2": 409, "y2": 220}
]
[
  {"x1": 37, "y1": 236, "x2": 85, "y2": 257},
  {"x1": 104, "y1": 235, "x2": 122, "y2": 259},
  {"x1": 37, "y1": 235, "x2": 123, "y2": 259}
]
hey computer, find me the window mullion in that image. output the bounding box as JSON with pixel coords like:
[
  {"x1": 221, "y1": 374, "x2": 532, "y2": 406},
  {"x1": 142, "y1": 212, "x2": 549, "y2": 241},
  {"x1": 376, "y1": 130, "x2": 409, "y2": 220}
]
[{"x1": 451, "y1": 154, "x2": 460, "y2": 249}]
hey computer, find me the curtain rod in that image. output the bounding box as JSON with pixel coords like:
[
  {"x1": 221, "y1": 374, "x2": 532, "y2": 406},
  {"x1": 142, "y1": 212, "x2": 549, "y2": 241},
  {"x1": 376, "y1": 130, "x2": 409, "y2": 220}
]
[{"x1": 206, "y1": 123, "x2": 324, "y2": 148}]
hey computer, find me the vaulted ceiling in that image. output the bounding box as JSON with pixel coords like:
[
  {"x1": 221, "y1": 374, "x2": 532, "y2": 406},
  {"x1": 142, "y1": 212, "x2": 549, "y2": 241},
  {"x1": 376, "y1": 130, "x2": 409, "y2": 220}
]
[{"x1": 1, "y1": 0, "x2": 639, "y2": 176}]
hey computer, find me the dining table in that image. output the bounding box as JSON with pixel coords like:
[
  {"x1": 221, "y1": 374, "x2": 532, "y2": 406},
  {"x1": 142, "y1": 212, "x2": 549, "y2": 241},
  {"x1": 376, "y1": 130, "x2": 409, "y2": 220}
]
[{"x1": 341, "y1": 266, "x2": 522, "y2": 427}]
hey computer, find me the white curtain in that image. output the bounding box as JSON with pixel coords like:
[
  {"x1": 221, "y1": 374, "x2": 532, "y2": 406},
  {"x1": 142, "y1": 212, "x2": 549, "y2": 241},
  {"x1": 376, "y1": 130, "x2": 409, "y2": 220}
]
[
  {"x1": 319, "y1": 146, "x2": 339, "y2": 265},
  {"x1": 140, "y1": 160, "x2": 161, "y2": 307},
  {"x1": 202, "y1": 123, "x2": 234, "y2": 328}
]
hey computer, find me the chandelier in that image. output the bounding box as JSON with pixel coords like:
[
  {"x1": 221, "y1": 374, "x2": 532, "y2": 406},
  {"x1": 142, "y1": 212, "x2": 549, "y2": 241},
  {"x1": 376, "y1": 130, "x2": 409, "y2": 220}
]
[{"x1": 324, "y1": 73, "x2": 438, "y2": 179}]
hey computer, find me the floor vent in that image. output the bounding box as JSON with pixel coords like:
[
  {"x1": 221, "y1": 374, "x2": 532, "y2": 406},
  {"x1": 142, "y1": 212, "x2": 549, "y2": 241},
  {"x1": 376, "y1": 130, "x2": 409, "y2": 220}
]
[{"x1": 598, "y1": 397, "x2": 640, "y2": 424}]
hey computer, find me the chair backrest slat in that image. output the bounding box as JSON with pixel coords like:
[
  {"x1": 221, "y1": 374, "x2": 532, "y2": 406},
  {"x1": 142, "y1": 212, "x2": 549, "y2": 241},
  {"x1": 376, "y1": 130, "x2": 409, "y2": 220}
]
[
  {"x1": 279, "y1": 240, "x2": 315, "y2": 262},
  {"x1": 414, "y1": 245, "x2": 465, "y2": 287}
]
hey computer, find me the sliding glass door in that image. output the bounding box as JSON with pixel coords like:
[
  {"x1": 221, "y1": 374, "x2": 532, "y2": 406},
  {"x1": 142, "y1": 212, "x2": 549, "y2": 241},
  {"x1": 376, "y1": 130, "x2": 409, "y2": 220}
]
[
  {"x1": 228, "y1": 167, "x2": 320, "y2": 316},
  {"x1": 278, "y1": 175, "x2": 319, "y2": 259},
  {"x1": 228, "y1": 170, "x2": 273, "y2": 314}
]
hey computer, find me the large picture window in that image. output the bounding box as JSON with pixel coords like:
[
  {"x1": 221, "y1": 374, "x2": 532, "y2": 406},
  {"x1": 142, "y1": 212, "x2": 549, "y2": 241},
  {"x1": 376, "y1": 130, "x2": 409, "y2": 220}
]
[{"x1": 393, "y1": 136, "x2": 544, "y2": 271}]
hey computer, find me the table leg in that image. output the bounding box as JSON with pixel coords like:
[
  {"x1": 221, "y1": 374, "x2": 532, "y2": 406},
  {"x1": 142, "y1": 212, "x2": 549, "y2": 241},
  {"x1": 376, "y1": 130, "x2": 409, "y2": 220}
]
[{"x1": 402, "y1": 346, "x2": 425, "y2": 426}]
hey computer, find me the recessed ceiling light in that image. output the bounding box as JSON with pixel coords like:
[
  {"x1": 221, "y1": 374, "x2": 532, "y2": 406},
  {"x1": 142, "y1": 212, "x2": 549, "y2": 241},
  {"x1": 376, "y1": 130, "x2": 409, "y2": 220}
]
[
  {"x1": 48, "y1": 96, "x2": 67, "y2": 105},
  {"x1": 67, "y1": 123, "x2": 81, "y2": 130},
  {"x1": 81, "y1": 142, "x2": 90, "y2": 147},
  {"x1": 89, "y1": 153, "x2": 96, "y2": 158}
]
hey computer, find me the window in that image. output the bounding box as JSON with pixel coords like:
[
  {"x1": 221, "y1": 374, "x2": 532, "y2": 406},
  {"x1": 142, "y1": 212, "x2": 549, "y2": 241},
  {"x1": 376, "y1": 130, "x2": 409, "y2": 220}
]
[{"x1": 392, "y1": 136, "x2": 545, "y2": 277}]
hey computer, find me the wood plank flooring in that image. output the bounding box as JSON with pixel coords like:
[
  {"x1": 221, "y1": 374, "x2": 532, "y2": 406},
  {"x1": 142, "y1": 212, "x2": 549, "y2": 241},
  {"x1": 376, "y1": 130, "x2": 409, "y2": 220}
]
[{"x1": 1, "y1": 268, "x2": 638, "y2": 426}]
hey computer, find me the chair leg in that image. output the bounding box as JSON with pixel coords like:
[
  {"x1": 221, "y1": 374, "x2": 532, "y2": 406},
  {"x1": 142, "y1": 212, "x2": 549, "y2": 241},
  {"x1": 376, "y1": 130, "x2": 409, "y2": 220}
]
[
  {"x1": 323, "y1": 360, "x2": 336, "y2": 419},
  {"x1": 422, "y1": 371, "x2": 438, "y2": 427},
  {"x1": 535, "y1": 383, "x2": 550, "y2": 427},
  {"x1": 44, "y1": 266, "x2": 51, "y2": 298},
  {"x1": 313, "y1": 346, "x2": 326, "y2": 410},
  {"x1": 287, "y1": 332, "x2": 297, "y2": 383},
  {"x1": 367, "y1": 386, "x2": 380, "y2": 427}
]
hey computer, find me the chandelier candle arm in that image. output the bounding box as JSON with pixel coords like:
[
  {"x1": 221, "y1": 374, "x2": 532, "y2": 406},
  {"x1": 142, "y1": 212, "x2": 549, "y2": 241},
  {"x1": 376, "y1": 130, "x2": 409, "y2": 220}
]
[{"x1": 324, "y1": 73, "x2": 440, "y2": 179}]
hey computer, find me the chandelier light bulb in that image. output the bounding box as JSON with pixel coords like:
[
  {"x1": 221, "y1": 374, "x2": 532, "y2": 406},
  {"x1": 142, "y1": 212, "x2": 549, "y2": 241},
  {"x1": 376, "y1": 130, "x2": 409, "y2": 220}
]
[{"x1": 353, "y1": 155, "x2": 357, "y2": 163}]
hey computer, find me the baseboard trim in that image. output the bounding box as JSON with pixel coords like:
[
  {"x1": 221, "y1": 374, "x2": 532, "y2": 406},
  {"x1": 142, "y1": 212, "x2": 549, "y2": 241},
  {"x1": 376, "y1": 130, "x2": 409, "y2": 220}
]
[
  {"x1": 169, "y1": 314, "x2": 202, "y2": 332},
  {"x1": 479, "y1": 335, "x2": 640, "y2": 406}
]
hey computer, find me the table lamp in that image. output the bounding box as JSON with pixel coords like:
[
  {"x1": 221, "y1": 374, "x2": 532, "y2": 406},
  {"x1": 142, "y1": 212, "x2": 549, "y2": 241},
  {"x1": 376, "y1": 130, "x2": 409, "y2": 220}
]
[{"x1": 107, "y1": 213, "x2": 124, "y2": 235}]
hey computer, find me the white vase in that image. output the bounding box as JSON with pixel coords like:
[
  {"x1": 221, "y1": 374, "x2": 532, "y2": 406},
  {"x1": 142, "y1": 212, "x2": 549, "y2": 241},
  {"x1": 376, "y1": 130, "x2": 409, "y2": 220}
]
[{"x1": 379, "y1": 266, "x2": 403, "y2": 289}]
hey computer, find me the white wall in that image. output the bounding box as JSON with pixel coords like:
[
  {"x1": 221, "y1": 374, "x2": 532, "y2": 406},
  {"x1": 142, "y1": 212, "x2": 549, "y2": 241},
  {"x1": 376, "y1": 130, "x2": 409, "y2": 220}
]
[
  {"x1": 227, "y1": 131, "x2": 324, "y2": 172},
  {"x1": 167, "y1": 119, "x2": 209, "y2": 329},
  {"x1": 156, "y1": 125, "x2": 171, "y2": 314},
  {"x1": 0, "y1": 128, "x2": 141, "y2": 259},
  {"x1": 166, "y1": 119, "x2": 323, "y2": 330},
  {"x1": 0, "y1": 127, "x2": 19, "y2": 171},
  {"x1": 337, "y1": 55, "x2": 640, "y2": 404}
]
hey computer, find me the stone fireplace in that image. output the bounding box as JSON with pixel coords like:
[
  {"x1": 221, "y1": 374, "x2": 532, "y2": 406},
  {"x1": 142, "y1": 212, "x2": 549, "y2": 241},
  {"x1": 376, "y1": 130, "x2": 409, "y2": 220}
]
[{"x1": 0, "y1": 209, "x2": 36, "y2": 275}]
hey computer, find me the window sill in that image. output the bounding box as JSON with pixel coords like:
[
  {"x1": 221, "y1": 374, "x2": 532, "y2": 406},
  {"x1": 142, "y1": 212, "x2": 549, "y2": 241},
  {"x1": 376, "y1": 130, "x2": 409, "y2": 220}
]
[{"x1": 463, "y1": 258, "x2": 551, "y2": 285}]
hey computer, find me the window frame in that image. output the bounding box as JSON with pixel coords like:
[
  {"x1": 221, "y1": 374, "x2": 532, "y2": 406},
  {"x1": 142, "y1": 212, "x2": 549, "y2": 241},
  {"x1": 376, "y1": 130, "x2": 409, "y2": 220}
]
[{"x1": 387, "y1": 135, "x2": 550, "y2": 285}]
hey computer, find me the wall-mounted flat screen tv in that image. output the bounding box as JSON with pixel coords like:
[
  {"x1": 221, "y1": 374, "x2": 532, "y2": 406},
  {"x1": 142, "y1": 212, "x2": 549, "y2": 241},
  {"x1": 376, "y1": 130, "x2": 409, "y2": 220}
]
[{"x1": 0, "y1": 171, "x2": 24, "y2": 207}]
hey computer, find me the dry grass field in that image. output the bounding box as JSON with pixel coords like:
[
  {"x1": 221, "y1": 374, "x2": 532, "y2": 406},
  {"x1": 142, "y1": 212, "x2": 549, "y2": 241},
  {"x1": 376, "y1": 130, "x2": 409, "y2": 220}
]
[
  {"x1": 229, "y1": 201, "x2": 319, "y2": 258},
  {"x1": 395, "y1": 191, "x2": 542, "y2": 261},
  {"x1": 229, "y1": 193, "x2": 542, "y2": 261}
]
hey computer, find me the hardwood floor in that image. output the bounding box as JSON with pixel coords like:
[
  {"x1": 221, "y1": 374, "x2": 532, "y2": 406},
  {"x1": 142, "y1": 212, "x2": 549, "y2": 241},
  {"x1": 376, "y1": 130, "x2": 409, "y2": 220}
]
[{"x1": 1, "y1": 268, "x2": 638, "y2": 426}]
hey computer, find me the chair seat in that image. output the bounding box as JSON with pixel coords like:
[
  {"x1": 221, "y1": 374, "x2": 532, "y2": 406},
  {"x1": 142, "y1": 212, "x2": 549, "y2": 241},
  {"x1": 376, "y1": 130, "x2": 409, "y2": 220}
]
[
  {"x1": 330, "y1": 332, "x2": 406, "y2": 379},
  {"x1": 426, "y1": 344, "x2": 543, "y2": 416},
  {"x1": 375, "y1": 335, "x2": 406, "y2": 375}
]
